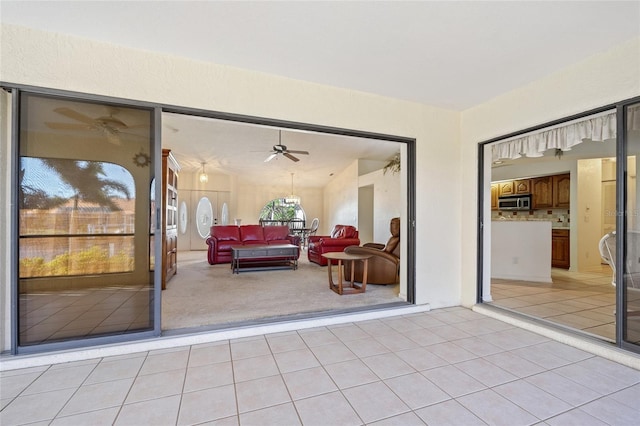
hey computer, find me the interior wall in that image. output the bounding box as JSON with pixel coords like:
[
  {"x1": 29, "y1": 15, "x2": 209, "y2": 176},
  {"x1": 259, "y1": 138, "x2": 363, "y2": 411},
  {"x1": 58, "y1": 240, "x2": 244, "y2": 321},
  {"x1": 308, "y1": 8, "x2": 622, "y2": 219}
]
[
  {"x1": 460, "y1": 37, "x2": 640, "y2": 306},
  {"x1": 323, "y1": 160, "x2": 359, "y2": 234},
  {"x1": 577, "y1": 159, "x2": 604, "y2": 272},
  {"x1": 357, "y1": 185, "x2": 374, "y2": 244},
  {"x1": 359, "y1": 168, "x2": 402, "y2": 243}
]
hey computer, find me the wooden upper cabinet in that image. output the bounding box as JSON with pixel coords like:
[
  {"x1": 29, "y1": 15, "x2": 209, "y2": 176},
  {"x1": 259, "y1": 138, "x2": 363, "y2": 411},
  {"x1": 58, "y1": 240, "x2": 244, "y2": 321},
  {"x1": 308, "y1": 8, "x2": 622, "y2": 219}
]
[
  {"x1": 532, "y1": 176, "x2": 553, "y2": 209},
  {"x1": 514, "y1": 179, "x2": 531, "y2": 195},
  {"x1": 498, "y1": 181, "x2": 515, "y2": 197},
  {"x1": 553, "y1": 173, "x2": 571, "y2": 208},
  {"x1": 491, "y1": 183, "x2": 499, "y2": 210}
]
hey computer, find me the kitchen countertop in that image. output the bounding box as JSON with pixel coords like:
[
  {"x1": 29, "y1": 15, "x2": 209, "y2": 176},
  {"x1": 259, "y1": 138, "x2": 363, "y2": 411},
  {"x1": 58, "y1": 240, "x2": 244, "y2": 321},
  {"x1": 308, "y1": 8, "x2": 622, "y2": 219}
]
[{"x1": 493, "y1": 218, "x2": 569, "y2": 230}]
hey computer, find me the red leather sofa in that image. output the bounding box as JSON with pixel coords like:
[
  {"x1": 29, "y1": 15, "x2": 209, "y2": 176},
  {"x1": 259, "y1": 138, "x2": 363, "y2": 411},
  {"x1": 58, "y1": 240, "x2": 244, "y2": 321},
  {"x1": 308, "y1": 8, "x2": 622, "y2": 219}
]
[
  {"x1": 206, "y1": 225, "x2": 301, "y2": 265},
  {"x1": 307, "y1": 225, "x2": 360, "y2": 266}
]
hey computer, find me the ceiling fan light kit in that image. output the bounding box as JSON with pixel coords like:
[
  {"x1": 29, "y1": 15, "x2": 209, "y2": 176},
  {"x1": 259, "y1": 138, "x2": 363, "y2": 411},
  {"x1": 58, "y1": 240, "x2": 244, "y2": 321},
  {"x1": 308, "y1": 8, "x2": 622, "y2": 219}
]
[{"x1": 264, "y1": 130, "x2": 309, "y2": 163}]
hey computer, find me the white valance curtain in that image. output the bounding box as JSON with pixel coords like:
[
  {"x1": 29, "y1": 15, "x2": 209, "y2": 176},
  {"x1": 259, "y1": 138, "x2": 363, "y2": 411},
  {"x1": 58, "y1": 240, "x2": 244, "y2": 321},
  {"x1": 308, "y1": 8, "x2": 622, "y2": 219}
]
[{"x1": 491, "y1": 110, "x2": 617, "y2": 162}]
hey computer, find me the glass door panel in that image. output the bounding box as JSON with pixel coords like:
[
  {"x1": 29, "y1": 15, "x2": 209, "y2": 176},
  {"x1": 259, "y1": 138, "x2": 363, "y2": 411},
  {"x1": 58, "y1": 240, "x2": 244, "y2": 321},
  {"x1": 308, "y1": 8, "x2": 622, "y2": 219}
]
[
  {"x1": 18, "y1": 93, "x2": 154, "y2": 346},
  {"x1": 624, "y1": 102, "x2": 640, "y2": 347}
]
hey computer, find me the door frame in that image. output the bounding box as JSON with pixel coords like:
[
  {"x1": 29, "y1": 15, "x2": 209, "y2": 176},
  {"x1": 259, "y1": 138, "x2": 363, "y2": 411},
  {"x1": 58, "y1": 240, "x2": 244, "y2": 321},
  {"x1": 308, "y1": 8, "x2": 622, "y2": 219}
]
[
  {"x1": 476, "y1": 95, "x2": 640, "y2": 354},
  {"x1": 2, "y1": 82, "x2": 417, "y2": 354}
]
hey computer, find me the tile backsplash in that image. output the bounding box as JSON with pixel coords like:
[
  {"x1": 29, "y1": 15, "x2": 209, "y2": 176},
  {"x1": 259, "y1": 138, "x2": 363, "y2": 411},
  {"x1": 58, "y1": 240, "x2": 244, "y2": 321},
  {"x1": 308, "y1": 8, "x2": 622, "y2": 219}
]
[{"x1": 491, "y1": 208, "x2": 570, "y2": 225}]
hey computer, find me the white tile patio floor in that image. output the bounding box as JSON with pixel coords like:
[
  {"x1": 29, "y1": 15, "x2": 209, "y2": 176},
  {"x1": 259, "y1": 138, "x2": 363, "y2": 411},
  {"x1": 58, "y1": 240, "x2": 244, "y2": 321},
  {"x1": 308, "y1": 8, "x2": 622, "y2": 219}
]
[{"x1": 1, "y1": 306, "x2": 640, "y2": 426}]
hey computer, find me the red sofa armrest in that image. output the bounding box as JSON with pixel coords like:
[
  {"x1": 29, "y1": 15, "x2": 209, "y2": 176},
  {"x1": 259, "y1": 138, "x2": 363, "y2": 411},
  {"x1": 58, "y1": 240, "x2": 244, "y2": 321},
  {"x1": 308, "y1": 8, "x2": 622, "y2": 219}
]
[{"x1": 317, "y1": 237, "x2": 361, "y2": 248}]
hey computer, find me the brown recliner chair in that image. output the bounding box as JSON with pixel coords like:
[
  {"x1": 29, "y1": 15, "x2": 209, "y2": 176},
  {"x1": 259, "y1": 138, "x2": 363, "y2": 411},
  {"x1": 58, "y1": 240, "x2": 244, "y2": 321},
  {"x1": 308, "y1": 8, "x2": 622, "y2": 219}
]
[{"x1": 344, "y1": 217, "x2": 400, "y2": 284}]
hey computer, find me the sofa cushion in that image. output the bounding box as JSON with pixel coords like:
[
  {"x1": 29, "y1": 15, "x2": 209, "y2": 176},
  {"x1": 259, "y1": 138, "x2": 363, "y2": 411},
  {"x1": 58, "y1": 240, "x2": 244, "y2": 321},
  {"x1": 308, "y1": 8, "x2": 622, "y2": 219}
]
[
  {"x1": 263, "y1": 226, "x2": 290, "y2": 242},
  {"x1": 212, "y1": 226, "x2": 240, "y2": 241},
  {"x1": 240, "y1": 225, "x2": 265, "y2": 242}
]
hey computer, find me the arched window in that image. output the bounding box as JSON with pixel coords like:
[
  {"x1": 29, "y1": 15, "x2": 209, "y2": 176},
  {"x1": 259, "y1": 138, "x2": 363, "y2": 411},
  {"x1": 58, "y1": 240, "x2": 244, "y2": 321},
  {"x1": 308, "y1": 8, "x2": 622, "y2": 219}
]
[{"x1": 258, "y1": 198, "x2": 306, "y2": 229}]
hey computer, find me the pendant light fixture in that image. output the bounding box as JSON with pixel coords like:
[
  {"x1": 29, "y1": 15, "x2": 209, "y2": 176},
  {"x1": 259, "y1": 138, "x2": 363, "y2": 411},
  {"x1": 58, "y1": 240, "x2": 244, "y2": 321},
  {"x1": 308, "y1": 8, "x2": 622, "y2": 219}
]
[
  {"x1": 199, "y1": 162, "x2": 209, "y2": 183},
  {"x1": 285, "y1": 172, "x2": 300, "y2": 205}
]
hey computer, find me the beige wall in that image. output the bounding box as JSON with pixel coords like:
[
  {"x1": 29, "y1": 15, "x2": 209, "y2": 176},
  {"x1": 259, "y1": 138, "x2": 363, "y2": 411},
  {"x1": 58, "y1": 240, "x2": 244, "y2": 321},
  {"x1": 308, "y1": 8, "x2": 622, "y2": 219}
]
[
  {"x1": 460, "y1": 37, "x2": 640, "y2": 306},
  {"x1": 0, "y1": 24, "x2": 463, "y2": 351}
]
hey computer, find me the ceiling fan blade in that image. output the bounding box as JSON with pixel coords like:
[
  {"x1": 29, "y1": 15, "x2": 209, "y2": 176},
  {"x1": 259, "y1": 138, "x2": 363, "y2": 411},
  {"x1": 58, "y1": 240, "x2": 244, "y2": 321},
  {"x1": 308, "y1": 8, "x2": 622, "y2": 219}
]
[
  {"x1": 286, "y1": 150, "x2": 309, "y2": 155},
  {"x1": 53, "y1": 107, "x2": 97, "y2": 125},
  {"x1": 105, "y1": 132, "x2": 122, "y2": 146},
  {"x1": 45, "y1": 122, "x2": 93, "y2": 130},
  {"x1": 283, "y1": 153, "x2": 300, "y2": 162},
  {"x1": 264, "y1": 153, "x2": 278, "y2": 162}
]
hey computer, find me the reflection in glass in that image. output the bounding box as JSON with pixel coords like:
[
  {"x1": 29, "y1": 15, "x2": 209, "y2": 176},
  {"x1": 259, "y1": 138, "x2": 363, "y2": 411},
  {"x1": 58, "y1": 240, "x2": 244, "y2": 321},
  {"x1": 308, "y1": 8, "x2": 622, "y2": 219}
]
[
  {"x1": 625, "y1": 102, "x2": 640, "y2": 346},
  {"x1": 18, "y1": 93, "x2": 154, "y2": 346}
]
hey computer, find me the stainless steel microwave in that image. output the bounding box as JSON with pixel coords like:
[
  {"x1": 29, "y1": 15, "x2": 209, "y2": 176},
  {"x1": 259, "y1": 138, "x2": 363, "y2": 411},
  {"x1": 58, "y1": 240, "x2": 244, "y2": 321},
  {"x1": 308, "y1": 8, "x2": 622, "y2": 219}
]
[{"x1": 498, "y1": 194, "x2": 531, "y2": 211}]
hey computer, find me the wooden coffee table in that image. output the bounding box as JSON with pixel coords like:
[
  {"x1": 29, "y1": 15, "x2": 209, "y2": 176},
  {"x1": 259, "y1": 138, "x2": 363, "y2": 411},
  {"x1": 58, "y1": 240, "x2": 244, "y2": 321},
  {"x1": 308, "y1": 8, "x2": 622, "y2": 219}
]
[
  {"x1": 231, "y1": 244, "x2": 299, "y2": 274},
  {"x1": 322, "y1": 252, "x2": 372, "y2": 295}
]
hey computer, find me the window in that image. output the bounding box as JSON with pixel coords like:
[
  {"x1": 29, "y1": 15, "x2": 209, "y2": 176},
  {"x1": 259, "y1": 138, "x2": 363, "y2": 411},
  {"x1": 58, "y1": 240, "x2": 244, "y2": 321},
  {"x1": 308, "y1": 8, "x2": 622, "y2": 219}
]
[{"x1": 20, "y1": 158, "x2": 135, "y2": 278}]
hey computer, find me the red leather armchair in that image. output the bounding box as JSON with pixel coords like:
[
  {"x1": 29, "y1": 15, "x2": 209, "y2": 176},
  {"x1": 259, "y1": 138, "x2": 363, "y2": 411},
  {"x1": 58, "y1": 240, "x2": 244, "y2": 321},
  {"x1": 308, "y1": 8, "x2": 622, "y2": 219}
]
[{"x1": 307, "y1": 225, "x2": 360, "y2": 266}]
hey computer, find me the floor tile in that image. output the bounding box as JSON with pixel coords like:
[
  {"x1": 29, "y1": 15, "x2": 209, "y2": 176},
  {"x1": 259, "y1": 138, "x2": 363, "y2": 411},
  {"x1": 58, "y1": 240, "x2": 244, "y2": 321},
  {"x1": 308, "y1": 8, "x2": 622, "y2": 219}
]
[
  {"x1": 483, "y1": 350, "x2": 547, "y2": 378},
  {"x1": 452, "y1": 336, "x2": 505, "y2": 357},
  {"x1": 373, "y1": 332, "x2": 420, "y2": 352},
  {"x1": 238, "y1": 402, "x2": 301, "y2": 426},
  {"x1": 421, "y1": 365, "x2": 486, "y2": 398},
  {"x1": 309, "y1": 341, "x2": 357, "y2": 365},
  {"x1": 177, "y1": 384, "x2": 237, "y2": 425},
  {"x1": 184, "y1": 361, "x2": 234, "y2": 392},
  {"x1": 298, "y1": 328, "x2": 341, "y2": 347},
  {"x1": 327, "y1": 323, "x2": 371, "y2": 341},
  {"x1": 85, "y1": 356, "x2": 145, "y2": 385},
  {"x1": 282, "y1": 366, "x2": 338, "y2": 400},
  {"x1": 384, "y1": 372, "x2": 450, "y2": 409},
  {"x1": 579, "y1": 395, "x2": 640, "y2": 426},
  {"x1": 545, "y1": 408, "x2": 609, "y2": 426},
  {"x1": 455, "y1": 358, "x2": 518, "y2": 387},
  {"x1": 524, "y1": 371, "x2": 602, "y2": 406},
  {"x1": 294, "y1": 391, "x2": 362, "y2": 426},
  {"x1": 232, "y1": 354, "x2": 279, "y2": 382},
  {"x1": 323, "y1": 358, "x2": 379, "y2": 389},
  {"x1": 273, "y1": 348, "x2": 320, "y2": 373},
  {"x1": 426, "y1": 341, "x2": 478, "y2": 364},
  {"x1": 0, "y1": 388, "x2": 75, "y2": 425},
  {"x1": 343, "y1": 336, "x2": 391, "y2": 358},
  {"x1": 414, "y1": 398, "x2": 486, "y2": 426},
  {"x1": 139, "y1": 349, "x2": 189, "y2": 375},
  {"x1": 265, "y1": 333, "x2": 307, "y2": 353},
  {"x1": 235, "y1": 375, "x2": 291, "y2": 414},
  {"x1": 493, "y1": 380, "x2": 573, "y2": 420},
  {"x1": 58, "y1": 378, "x2": 134, "y2": 416},
  {"x1": 457, "y1": 388, "x2": 539, "y2": 426},
  {"x1": 554, "y1": 362, "x2": 635, "y2": 395},
  {"x1": 115, "y1": 394, "x2": 181, "y2": 426},
  {"x1": 0, "y1": 371, "x2": 42, "y2": 399},
  {"x1": 394, "y1": 346, "x2": 449, "y2": 372},
  {"x1": 125, "y1": 369, "x2": 186, "y2": 404},
  {"x1": 342, "y1": 381, "x2": 410, "y2": 423},
  {"x1": 361, "y1": 352, "x2": 415, "y2": 379},
  {"x1": 49, "y1": 407, "x2": 120, "y2": 426},
  {"x1": 367, "y1": 411, "x2": 426, "y2": 425},
  {"x1": 608, "y1": 383, "x2": 640, "y2": 411},
  {"x1": 188, "y1": 341, "x2": 231, "y2": 367},
  {"x1": 22, "y1": 364, "x2": 95, "y2": 395},
  {"x1": 230, "y1": 337, "x2": 270, "y2": 360}
]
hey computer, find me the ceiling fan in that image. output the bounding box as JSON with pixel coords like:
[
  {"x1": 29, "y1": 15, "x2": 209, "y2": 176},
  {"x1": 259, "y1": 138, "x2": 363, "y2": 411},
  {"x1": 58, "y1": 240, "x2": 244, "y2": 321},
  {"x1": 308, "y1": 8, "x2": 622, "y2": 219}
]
[
  {"x1": 264, "y1": 130, "x2": 309, "y2": 162},
  {"x1": 45, "y1": 107, "x2": 145, "y2": 145}
]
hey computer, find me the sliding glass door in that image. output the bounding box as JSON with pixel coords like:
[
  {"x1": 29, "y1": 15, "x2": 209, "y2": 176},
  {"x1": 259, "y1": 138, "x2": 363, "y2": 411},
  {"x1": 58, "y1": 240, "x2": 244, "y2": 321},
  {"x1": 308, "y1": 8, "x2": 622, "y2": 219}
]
[
  {"x1": 622, "y1": 102, "x2": 640, "y2": 348},
  {"x1": 17, "y1": 92, "x2": 157, "y2": 350}
]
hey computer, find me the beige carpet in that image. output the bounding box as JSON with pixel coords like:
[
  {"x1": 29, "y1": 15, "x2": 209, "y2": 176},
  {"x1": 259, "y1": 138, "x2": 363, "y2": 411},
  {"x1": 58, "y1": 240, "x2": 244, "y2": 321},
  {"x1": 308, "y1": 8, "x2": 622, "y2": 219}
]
[{"x1": 161, "y1": 250, "x2": 403, "y2": 331}]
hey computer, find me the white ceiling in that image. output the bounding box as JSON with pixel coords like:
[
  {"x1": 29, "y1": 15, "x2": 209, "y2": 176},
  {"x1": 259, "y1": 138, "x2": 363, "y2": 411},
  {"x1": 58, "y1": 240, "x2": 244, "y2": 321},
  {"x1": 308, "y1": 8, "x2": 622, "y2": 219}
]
[{"x1": 3, "y1": 1, "x2": 639, "y2": 185}]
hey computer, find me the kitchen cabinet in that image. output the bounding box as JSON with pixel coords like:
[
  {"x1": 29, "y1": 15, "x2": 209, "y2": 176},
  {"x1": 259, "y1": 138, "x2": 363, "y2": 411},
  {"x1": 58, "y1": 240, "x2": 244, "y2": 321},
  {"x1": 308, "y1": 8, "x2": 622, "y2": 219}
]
[
  {"x1": 553, "y1": 173, "x2": 571, "y2": 208},
  {"x1": 162, "y1": 148, "x2": 180, "y2": 290},
  {"x1": 551, "y1": 229, "x2": 570, "y2": 269},
  {"x1": 497, "y1": 181, "x2": 515, "y2": 197},
  {"x1": 491, "y1": 183, "x2": 499, "y2": 210},
  {"x1": 532, "y1": 176, "x2": 554, "y2": 209},
  {"x1": 514, "y1": 179, "x2": 531, "y2": 195}
]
